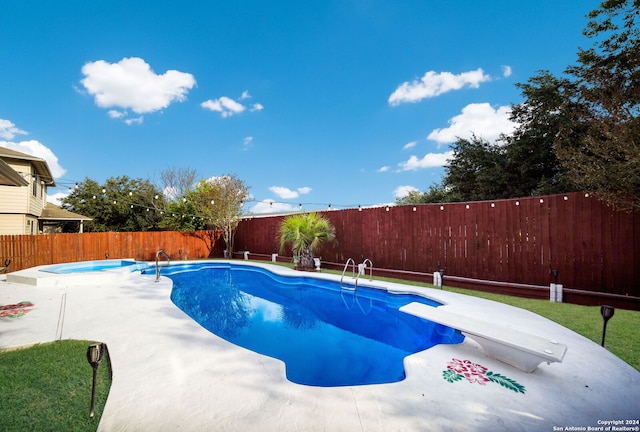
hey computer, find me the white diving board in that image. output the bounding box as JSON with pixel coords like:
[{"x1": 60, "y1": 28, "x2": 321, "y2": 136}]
[{"x1": 400, "y1": 302, "x2": 568, "y2": 373}]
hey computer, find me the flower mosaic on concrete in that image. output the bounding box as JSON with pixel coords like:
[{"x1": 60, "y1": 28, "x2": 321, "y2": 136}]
[
  {"x1": 442, "y1": 358, "x2": 526, "y2": 394},
  {"x1": 0, "y1": 301, "x2": 34, "y2": 318}
]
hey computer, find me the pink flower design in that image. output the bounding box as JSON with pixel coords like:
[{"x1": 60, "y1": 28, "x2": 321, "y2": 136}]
[
  {"x1": 446, "y1": 358, "x2": 468, "y2": 373},
  {"x1": 463, "y1": 371, "x2": 490, "y2": 385},
  {"x1": 443, "y1": 358, "x2": 526, "y2": 393},
  {"x1": 446, "y1": 358, "x2": 488, "y2": 384}
]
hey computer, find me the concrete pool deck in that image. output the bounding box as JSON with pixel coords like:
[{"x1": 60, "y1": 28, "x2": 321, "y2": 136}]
[{"x1": 1, "y1": 260, "x2": 638, "y2": 431}]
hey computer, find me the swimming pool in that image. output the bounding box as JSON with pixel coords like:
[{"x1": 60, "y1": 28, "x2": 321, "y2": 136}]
[
  {"x1": 42, "y1": 259, "x2": 149, "y2": 274},
  {"x1": 159, "y1": 262, "x2": 464, "y2": 387}
]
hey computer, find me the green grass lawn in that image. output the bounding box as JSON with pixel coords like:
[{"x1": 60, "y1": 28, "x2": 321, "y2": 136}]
[
  {"x1": 0, "y1": 340, "x2": 111, "y2": 432},
  {"x1": 442, "y1": 286, "x2": 640, "y2": 371}
]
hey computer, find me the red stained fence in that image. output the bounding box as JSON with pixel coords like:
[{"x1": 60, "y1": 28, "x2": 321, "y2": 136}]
[
  {"x1": 1, "y1": 192, "x2": 638, "y2": 309},
  {"x1": 234, "y1": 192, "x2": 639, "y2": 308},
  {"x1": 0, "y1": 231, "x2": 220, "y2": 270}
]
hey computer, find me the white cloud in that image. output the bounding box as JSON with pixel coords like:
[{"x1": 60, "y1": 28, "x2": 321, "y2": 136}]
[
  {"x1": 378, "y1": 166, "x2": 390, "y2": 172},
  {"x1": 163, "y1": 186, "x2": 179, "y2": 201},
  {"x1": 268, "y1": 186, "x2": 311, "y2": 199},
  {"x1": 80, "y1": 57, "x2": 196, "y2": 115},
  {"x1": 243, "y1": 136, "x2": 253, "y2": 150},
  {"x1": 403, "y1": 141, "x2": 417, "y2": 150},
  {"x1": 389, "y1": 68, "x2": 490, "y2": 106},
  {"x1": 0, "y1": 119, "x2": 28, "y2": 140},
  {"x1": 398, "y1": 151, "x2": 454, "y2": 171},
  {"x1": 47, "y1": 191, "x2": 68, "y2": 205},
  {"x1": 124, "y1": 116, "x2": 144, "y2": 125},
  {"x1": 394, "y1": 185, "x2": 419, "y2": 199},
  {"x1": 107, "y1": 110, "x2": 126, "y2": 119},
  {"x1": 201, "y1": 96, "x2": 246, "y2": 117},
  {"x1": 201, "y1": 92, "x2": 263, "y2": 118},
  {"x1": 502, "y1": 65, "x2": 512, "y2": 77},
  {"x1": 269, "y1": 186, "x2": 298, "y2": 199},
  {"x1": 427, "y1": 103, "x2": 516, "y2": 144},
  {"x1": 251, "y1": 199, "x2": 296, "y2": 214},
  {"x1": 0, "y1": 140, "x2": 67, "y2": 178}
]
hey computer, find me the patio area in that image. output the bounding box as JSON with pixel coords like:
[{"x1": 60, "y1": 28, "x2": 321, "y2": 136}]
[{"x1": 1, "y1": 261, "x2": 638, "y2": 431}]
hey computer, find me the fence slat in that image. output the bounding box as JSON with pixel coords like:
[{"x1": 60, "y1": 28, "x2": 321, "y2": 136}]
[{"x1": 234, "y1": 192, "x2": 639, "y2": 298}]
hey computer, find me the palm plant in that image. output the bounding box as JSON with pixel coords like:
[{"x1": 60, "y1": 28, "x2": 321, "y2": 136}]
[{"x1": 278, "y1": 212, "x2": 336, "y2": 270}]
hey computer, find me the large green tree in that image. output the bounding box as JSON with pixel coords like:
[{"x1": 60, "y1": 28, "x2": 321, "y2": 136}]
[
  {"x1": 400, "y1": 1, "x2": 638, "y2": 207},
  {"x1": 503, "y1": 72, "x2": 578, "y2": 196},
  {"x1": 555, "y1": 0, "x2": 640, "y2": 209},
  {"x1": 443, "y1": 135, "x2": 511, "y2": 201},
  {"x1": 61, "y1": 176, "x2": 166, "y2": 232},
  {"x1": 161, "y1": 173, "x2": 250, "y2": 257}
]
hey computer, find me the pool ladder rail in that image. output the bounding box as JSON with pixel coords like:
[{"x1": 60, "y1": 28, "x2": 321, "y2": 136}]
[
  {"x1": 155, "y1": 249, "x2": 170, "y2": 282},
  {"x1": 340, "y1": 258, "x2": 374, "y2": 314},
  {"x1": 340, "y1": 258, "x2": 373, "y2": 290}
]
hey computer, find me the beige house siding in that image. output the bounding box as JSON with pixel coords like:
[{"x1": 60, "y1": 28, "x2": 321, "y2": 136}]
[
  {"x1": 0, "y1": 148, "x2": 52, "y2": 234},
  {"x1": 0, "y1": 164, "x2": 45, "y2": 217},
  {"x1": 27, "y1": 169, "x2": 46, "y2": 218},
  {"x1": 0, "y1": 214, "x2": 27, "y2": 235},
  {"x1": 0, "y1": 160, "x2": 30, "y2": 214}
]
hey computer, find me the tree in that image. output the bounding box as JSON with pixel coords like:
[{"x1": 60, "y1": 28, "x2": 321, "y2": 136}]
[
  {"x1": 556, "y1": 0, "x2": 640, "y2": 209},
  {"x1": 61, "y1": 176, "x2": 166, "y2": 232},
  {"x1": 198, "y1": 174, "x2": 250, "y2": 255},
  {"x1": 159, "y1": 166, "x2": 199, "y2": 201},
  {"x1": 395, "y1": 184, "x2": 460, "y2": 205},
  {"x1": 504, "y1": 72, "x2": 578, "y2": 196},
  {"x1": 278, "y1": 212, "x2": 336, "y2": 270},
  {"x1": 160, "y1": 173, "x2": 250, "y2": 257},
  {"x1": 443, "y1": 135, "x2": 512, "y2": 201}
]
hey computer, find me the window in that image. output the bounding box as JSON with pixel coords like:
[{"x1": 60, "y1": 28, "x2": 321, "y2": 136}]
[{"x1": 32, "y1": 174, "x2": 37, "y2": 196}]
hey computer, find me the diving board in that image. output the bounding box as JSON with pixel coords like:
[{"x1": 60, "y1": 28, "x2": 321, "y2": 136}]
[{"x1": 400, "y1": 302, "x2": 567, "y2": 373}]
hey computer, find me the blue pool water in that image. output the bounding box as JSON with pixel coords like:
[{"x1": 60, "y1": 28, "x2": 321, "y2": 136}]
[
  {"x1": 163, "y1": 263, "x2": 464, "y2": 387},
  {"x1": 43, "y1": 259, "x2": 148, "y2": 274}
]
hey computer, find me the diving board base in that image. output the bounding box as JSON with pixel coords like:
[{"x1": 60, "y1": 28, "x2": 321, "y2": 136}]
[{"x1": 400, "y1": 302, "x2": 567, "y2": 373}]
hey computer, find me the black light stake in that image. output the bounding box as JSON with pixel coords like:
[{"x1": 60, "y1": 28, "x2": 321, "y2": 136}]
[
  {"x1": 86, "y1": 343, "x2": 105, "y2": 418},
  {"x1": 600, "y1": 305, "x2": 615, "y2": 347}
]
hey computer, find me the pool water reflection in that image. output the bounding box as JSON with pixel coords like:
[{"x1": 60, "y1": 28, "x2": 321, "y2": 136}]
[{"x1": 167, "y1": 264, "x2": 464, "y2": 387}]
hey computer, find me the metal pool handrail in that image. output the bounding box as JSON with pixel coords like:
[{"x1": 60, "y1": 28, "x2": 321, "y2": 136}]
[
  {"x1": 361, "y1": 258, "x2": 373, "y2": 281},
  {"x1": 340, "y1": 258, "x2": 356, "y2": 289},
  {"x1": 155, "y1": 249, "x2": 170, "y2": 282}
]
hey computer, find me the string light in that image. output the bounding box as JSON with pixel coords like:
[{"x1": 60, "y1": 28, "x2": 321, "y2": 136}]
[{"x1": 51, "y1": 177, "x2": 429, "y2": 222}]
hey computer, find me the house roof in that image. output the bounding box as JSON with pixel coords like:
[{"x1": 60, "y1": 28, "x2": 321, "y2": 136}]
[
  {"x1": 40, "y1": 203, "x2": 92, "y2": 222},
  {"x1": 0, "y1": 158, "x2": 29, "y2": 186},
  {"x1": 0, "y1": 146, "x2": 56, "y2": 186}
]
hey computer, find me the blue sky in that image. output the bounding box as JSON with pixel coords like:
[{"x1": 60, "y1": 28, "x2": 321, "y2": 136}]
[{"x1": 1, "y1": 1, "x2": 599, "y2": 214}]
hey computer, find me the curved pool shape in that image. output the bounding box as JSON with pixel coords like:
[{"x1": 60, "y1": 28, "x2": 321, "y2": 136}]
[
  {"x1": 162, "y1": 263, "x2": 464, "y2": 387},
  {"x1": 42, "y1": 259, "x2": 149, "y2": 274}
]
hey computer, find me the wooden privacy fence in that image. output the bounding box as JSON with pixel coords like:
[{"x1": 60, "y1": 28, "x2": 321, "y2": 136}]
[
  {"x1": 0, "y1": 231, "x2": 220, "y2": 271},
  {"x1": 1, "y1": 192, "x2": 638, "y2": 308},
  {"x1": 235, "y1": 192, "x2": 639, "y2": 302}
]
